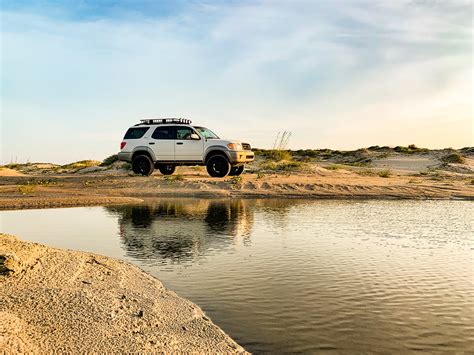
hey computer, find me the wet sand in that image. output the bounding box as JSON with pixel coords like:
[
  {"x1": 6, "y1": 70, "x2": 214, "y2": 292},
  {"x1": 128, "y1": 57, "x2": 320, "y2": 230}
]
[{"x1": 0, "y1": 234, "x2": 246, "y2": 353}]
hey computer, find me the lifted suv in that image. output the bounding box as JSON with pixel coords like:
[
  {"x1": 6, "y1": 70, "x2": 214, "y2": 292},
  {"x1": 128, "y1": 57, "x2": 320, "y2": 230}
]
[{"x1": 118, "y1": 118, "x2": 254, "y2": 177}]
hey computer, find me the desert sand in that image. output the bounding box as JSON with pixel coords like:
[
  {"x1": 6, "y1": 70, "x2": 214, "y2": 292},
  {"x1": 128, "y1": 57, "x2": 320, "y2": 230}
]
[{"x1": 0, "y1": 234, "x2": 246, "y2": 353}]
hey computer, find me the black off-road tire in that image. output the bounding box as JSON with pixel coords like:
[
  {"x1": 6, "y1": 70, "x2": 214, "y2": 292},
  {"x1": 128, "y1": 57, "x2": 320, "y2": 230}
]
[
  {"x1": 157, "y1": 164, "x2": 176, "y2": 175},
  {"x1": 228, "y1": 165, "x2": 244, "y2": 176},
  {"x1": 206, "y1": 155, "x2": 231, "y2": 178},
  {"x1": 132, "y1": 155, "x2": 154, "y2": 176}
]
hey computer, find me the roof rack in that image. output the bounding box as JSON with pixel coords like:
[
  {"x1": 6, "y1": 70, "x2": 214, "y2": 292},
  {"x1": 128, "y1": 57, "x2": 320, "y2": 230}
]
[{"x1": 138, "y1": 118, "x2": 192, "y2": 125}]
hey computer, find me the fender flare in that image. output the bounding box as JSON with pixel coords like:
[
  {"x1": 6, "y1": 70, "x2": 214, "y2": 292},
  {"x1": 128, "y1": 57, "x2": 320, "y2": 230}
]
[
  {"x1": 132, "y1": 147, "x2": 156, "y2": 162},
  {"x1": 204, "y1": 146, "x2": 231, "y2": 163}
]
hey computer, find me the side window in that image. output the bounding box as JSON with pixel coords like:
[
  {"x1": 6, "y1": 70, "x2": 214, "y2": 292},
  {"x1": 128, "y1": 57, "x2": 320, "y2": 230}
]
[
  {"x1": 152, "y1": 126, "x2": 176, "y2": 140},
  {"x1": 124, "y1": 127, "x2": 149, "y2": 139},
  {"x1": 177, "y1": 127, "x2": 198, "y2": 140}
]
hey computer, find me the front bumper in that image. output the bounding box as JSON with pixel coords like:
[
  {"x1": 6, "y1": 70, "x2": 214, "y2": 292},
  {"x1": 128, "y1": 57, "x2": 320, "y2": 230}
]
[{"x1": 228, "y1": 150, "x2": 255, "y2": 164}]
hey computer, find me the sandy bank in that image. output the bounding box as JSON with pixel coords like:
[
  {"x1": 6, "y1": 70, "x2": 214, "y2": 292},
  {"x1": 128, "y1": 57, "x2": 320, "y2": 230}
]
[
  {"x1": 0, "y1": 168, "x2": 473, "y2": 210},
  {"x1": 0, "y1": 234, "x2": 246, "y2": 353}
]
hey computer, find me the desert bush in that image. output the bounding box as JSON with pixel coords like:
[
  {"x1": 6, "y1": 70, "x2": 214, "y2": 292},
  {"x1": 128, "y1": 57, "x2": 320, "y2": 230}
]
[
  {"x1": 18, "y1": 179, "x2": 57, "y2": 186},
  {"x1": 18, "y1": 184, "x2": 35, "y2": 194},
  {"x1": 229, "y1": 176, "x2": 243, "y2": 189},
  {"x1": 61, "y1": 160, "x2": 100, "y2": 170},
  {"x1": 163, "y1": 174, "x2": 184, "y2": 184},
  {"x1": 5, "y1": 163, "x2": 20, "y2": 169},
  {"x1": 367, "y1": 145, "x2": 381, "y2": 151},
  {"x1": 101, "y1": 154, "x2": 118, "y2": 166},
  {"x1": 260, "y1": 150, "x2": 292, "y2": 161},
  {"x1": 394, "y1": 145, "x2": 429, "y2": 154},
  {"x1": 394, "y1": 146, "x2": 411, "y2": 153},
  {"x1": 355, "y1": 169, "x2": 376, "y2": 176},
  {"x1": 377, "y1": 169, "x2": 392, "y2": 178},
  {"x1": 260, "y1": 161, "x2": 304, "y2": 172},
  {"x1": 459, "y1": 147, "x2": 474, "y2": 154},
  {"x1": 295, "y1": 149, "x2": 318, "y2": 158},
  {"x1": 325, "y1": 164, "x2": 344, "y2": 170},
  {"x1": 442, "y1": 152, "x2": 465, "y2": 164}
]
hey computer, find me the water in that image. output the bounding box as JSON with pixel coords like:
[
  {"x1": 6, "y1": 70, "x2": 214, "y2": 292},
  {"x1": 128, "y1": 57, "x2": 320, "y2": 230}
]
[{"x1": 1, "y1": 199, "x2": 473, "y2": 353}]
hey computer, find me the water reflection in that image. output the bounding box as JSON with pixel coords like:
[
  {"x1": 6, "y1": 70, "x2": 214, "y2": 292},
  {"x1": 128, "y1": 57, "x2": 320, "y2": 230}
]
[
  {"x1": 1, "y1": 199, "x2": 473, "y2": 353},
  {"x1": 105, "y1": 199, "x2": 257, "y2": 262}
]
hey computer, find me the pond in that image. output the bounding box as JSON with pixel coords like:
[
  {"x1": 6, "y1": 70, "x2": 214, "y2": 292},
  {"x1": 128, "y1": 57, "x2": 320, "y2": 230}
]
[{"x1": 1, "y1": 199, "x2": 473, "y2": 353}]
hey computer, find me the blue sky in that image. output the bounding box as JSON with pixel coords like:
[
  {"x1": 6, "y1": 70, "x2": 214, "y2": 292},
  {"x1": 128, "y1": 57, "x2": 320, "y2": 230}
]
[{"x1": 1, "y1": 0, "x2": 472, "y2": 163}]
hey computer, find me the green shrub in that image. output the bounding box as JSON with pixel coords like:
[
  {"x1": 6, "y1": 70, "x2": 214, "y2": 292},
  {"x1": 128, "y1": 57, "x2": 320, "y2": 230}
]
[
  {"x1": 163, "y1": 174, "x2": 184, "y2": 184},
  {"x1": 442, "y1": 152, "x2": 465, "y2": 164},
  {"x1": 5, "y1": 163, "x2": 20, "y2": 169},
  {"x1": 261, "y1": 150, "x2": 292, "y2": 161},
  {"x1": 61, "y1": 160, "x2": 100, "y2": 170},
  {"x1": 121, "y1": 162, "x2": 132, "y2": 170},
  {"x1": 229, "y1": 176, "x2": 243, "y2": 189},
  {"x1": 367, "y1": 145, "x2": 381, "y2": 151},
  {"x1": 325, "y1": 164, "x2": 344, "y2": 170},
  {"x1": 394, "y1": 145, "x2": 429, "y2": 154},
  {"x1": 260, "y1": 161, "x2": 304, "y2": 172},
  {"x1": 101, "y1": 154, "x2": 118, "y2": 166},
  {"x1": 394, "y1": 146, "x2": 411, "y2": 153},
  {"x1": 355, "y1": 169, "x2": 376, "y2": 176},
  {"x1": 377, "y1": 169, "x2": 392, "y2": 178},
  {"x1": 18, "y1": 185, "x2": 35, "y2": 194}
]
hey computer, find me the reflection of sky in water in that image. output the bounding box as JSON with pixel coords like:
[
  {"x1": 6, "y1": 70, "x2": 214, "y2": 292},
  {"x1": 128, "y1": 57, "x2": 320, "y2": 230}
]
[{"x1": 1, "y1": 199, "x2": 473, "y2": 353}]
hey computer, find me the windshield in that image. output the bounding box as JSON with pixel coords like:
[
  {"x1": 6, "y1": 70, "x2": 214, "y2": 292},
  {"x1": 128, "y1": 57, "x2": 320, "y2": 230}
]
[{"x1": 194, "y1": 126, "x2": 219, "y2": 139}]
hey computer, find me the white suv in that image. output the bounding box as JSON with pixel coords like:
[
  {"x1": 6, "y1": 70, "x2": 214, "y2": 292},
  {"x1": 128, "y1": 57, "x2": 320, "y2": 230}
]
[{"x1": 118, "y1": 118, "x2": 254, "y2": 177}]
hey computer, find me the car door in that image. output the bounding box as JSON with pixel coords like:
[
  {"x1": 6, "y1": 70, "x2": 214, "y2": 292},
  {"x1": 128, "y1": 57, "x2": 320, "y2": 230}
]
[
  {"x1": 175, "y1": 126, "x2": 204, "y2": 162},
  {"x1": 150, "y1": 126, "x2": 176, "y2": 161}
]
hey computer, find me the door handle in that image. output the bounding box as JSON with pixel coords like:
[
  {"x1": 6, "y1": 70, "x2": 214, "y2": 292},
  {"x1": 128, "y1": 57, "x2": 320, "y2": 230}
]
[
  {"x1": 176, "y1": 142, "x2": 183, "y2": 145},
  {"x1": 149, "y1": 142, "x2": 155, "y2": 145}
]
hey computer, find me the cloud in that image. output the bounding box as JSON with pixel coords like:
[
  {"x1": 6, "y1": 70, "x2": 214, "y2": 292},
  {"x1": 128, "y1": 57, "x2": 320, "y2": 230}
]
[{"x1": 1, "y1": 0, "x2": 472, "y2": 163}]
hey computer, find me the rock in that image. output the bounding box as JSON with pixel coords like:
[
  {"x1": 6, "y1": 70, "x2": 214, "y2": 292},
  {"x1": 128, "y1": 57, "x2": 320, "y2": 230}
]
[{"x1": 0, "y1": 253, "x2": 21, "y2": 275}]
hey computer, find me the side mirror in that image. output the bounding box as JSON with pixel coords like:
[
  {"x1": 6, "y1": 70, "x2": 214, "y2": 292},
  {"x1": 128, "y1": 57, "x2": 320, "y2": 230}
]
[{"x1": 190, "y1": 133, "x2": 200, "y2": 140}]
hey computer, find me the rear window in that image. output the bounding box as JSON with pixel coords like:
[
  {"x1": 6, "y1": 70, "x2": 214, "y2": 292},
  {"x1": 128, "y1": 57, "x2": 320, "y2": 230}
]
[
  {"x1": 124, "y1": 127, "x2": 149, "y2": 139},
  {"x1": 152, "y1": 126, "x2": 176, "y2": 140}
]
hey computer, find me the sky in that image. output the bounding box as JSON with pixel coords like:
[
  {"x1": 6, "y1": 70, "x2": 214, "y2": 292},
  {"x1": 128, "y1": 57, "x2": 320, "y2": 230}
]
[{"x1": 1, "y1": 0, "x2": 472, "y2": 164}]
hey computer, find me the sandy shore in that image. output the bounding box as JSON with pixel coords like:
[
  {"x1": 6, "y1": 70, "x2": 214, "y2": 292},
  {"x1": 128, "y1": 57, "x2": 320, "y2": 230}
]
[
  {"x1": 0, "y1": 234, "x2": 246, "y2": 353},
  {"x1": 0, "y1": 167, "x2": 473, "y2": 210}
]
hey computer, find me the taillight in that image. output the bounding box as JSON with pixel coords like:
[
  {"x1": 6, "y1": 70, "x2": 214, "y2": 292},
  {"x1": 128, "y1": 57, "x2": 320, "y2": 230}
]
[{"x1": 120, "y1": 141, "x2": 126, "y2": 149}]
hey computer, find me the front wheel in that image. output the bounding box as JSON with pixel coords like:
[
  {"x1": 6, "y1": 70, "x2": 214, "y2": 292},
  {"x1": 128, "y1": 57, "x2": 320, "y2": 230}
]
[
  {"x1": 206, "y1": 155, "x2": 230, "y2": 178},
  {"x1": 228, "y1": 165, "x2": 244, "y2": 176},
  {"x1": 157, "y1": 164, "x2": 176, "y2": 175},
  {"x1": 132, "y1": 155, "x2": 154, "y2": 176}
]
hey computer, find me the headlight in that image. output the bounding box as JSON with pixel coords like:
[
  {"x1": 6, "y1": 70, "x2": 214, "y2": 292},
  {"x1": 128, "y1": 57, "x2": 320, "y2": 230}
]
[{"x1": 227, "y1": 143, "x2": 242, "y2": 150}]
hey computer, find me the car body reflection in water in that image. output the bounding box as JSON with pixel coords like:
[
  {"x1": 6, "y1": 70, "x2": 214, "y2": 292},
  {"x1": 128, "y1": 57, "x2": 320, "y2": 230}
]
[{"x1": 105, "y1": 199, "x2": 258, "y2": 264}]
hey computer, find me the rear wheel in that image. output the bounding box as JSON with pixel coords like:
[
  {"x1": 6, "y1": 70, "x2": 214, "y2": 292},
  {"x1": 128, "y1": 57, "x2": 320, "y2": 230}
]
[
  {"x1": 132, "y1": 155, "x2": 154, "y2": 176},
  {"x1": 206, "y1": 155, "x2": 231, "y2": 178},
  {"x1": 228, "y1": 165, "x2": 244, "y2": 176},
  {"x1": 157, "y1": 164, "x2": 176, "y2": 175}
]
